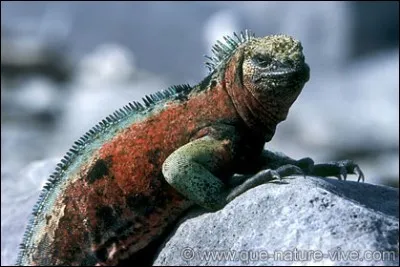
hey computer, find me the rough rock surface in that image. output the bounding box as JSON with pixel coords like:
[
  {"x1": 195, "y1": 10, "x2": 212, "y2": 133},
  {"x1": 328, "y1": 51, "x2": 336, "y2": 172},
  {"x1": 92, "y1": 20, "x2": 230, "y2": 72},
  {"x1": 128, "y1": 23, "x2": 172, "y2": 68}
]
[
  {"x1": 154, "y1": 176, "x2": 399, "y2": 266},
  {"x1": 1, "y1": 158, "x2": 61, "y2": 266}
]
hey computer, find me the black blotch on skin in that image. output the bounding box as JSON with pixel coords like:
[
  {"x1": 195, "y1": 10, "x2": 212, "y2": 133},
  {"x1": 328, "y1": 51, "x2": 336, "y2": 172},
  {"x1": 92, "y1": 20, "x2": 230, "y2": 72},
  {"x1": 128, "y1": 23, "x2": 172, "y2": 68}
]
[
  {"x1": 94, "y1": 247, "x2": 108, "y2": 262},
  {"x1": 87, "y1": 159, "x2": 110, "y2": 184},
  {"x1": 126, "y1": 194, "x2": 155, "y2": 216},
  {"x1": 96, "y1": 206, "x2": 117, "y2": 229},
  {"x1": 45, "y1": 215, "x2": 52, "y2": 225},
  {"x1": 93, "y1": 205, "x2": 117, "y2": 244}
]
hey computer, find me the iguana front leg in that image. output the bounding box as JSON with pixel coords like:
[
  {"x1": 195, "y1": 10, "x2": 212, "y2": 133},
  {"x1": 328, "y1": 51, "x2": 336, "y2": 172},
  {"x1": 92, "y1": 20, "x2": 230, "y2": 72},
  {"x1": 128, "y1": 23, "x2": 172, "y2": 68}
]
[
  {"x1": 162, "y1": 135, "x2": 234, "y2": 211},
  {"x1": 226, "y1": 149, "x2": 365, "y2": 203},
  {"x1": 162, "y1": 136, "x2": 364, "y2": 211},
  {"x1": 162, "y1": 137, "x2": 300, "y2": 210},
  {"x1": 254, "y1": 150, "x2": 364, "y2": 182}
]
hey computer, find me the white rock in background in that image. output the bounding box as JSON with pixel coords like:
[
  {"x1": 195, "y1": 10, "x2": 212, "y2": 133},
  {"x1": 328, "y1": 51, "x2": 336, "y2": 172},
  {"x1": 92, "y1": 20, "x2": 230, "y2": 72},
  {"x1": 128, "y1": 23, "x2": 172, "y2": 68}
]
[
  {"x1": 154, "y1": 177, "x2": 399, "y2": 266},
  {"x1": 341, "y1": 49, "x2": 399, "y2": 149},
  {"x1": 47, "y1": 43, "x2": 169, "y2": 157},
  {"x1": 76, "y1": 43, "x2": 137, "y2": 86},
  {"x1": 1, "y1": 158, "x2": 61, "y2": 266},
  {"x1": 11, "y1": 78, "x2": 59, "y2": 114},
  {"x1": 277, "y1": 1, "x2": 351, "y2": 71},
  {"x1": 294, "y1": 49, "x2": 399, "y2": 150}
]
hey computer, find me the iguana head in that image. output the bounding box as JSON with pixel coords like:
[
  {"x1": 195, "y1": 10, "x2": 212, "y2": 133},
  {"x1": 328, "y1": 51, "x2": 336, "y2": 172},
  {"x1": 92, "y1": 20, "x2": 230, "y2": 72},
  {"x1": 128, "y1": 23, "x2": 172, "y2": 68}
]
[
  {"x1": 206, "y1": 30, "x2": 310, "y2": 140},
  {"x1": 241, "y1": 34, "x2": 310, "y2": 107}
]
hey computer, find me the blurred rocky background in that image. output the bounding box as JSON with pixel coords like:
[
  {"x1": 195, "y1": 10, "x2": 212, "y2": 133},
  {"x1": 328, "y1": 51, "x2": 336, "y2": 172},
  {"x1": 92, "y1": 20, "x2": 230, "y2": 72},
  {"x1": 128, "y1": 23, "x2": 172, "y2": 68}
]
[{"x1": 1, "y1": 1, "x2": 399, "y2": 265}]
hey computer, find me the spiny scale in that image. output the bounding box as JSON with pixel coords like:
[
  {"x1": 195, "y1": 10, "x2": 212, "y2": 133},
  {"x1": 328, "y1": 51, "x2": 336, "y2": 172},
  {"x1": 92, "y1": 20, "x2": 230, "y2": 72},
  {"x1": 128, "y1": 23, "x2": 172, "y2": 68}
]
[
  {"x1": 16, "y1": 83, "x2": 192, "y2": 264},
  {"x1": 204, "y1": 29, "x2": 255, "y2": 72}
]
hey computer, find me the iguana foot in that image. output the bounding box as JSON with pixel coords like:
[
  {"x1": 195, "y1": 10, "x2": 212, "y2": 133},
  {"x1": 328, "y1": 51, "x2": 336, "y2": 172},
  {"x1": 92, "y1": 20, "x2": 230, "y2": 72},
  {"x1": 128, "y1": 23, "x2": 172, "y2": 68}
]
[
  {"x1": 309, "y1": 159, "x2": 365, "y2": 182},
  {"x1": 226, "y1": 154, "x2": 365, "y2": 204},
  {"x1": 255, "y1": 150, "x2": 365, "y2": 183},
  {"x1": 226, "y1": 164, "x2": 304, "y2": 202}
]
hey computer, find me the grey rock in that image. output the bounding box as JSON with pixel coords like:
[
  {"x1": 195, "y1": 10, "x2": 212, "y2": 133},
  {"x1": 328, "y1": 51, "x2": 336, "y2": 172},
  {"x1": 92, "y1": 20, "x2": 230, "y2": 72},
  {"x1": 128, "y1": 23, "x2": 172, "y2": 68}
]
[{"x1": 154, "y1": 176, "x2": 399, "y2": 266}]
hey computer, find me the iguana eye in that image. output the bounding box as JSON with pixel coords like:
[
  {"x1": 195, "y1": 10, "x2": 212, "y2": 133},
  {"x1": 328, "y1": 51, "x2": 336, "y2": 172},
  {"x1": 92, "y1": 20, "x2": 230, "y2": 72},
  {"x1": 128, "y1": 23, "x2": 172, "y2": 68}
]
[{"x1": 252, "y1": 54, "x2": 272, "y2": 68}]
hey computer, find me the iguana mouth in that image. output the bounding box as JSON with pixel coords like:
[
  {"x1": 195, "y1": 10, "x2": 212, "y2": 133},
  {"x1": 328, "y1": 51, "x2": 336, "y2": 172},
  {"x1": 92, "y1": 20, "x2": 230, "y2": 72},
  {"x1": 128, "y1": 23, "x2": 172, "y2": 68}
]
[
  {"x1": 251, "y1": 63, "x2": 310, "y2": 89},
  {"x1": 261, "y1": 63, "x2": 310, "y2": 81}
]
